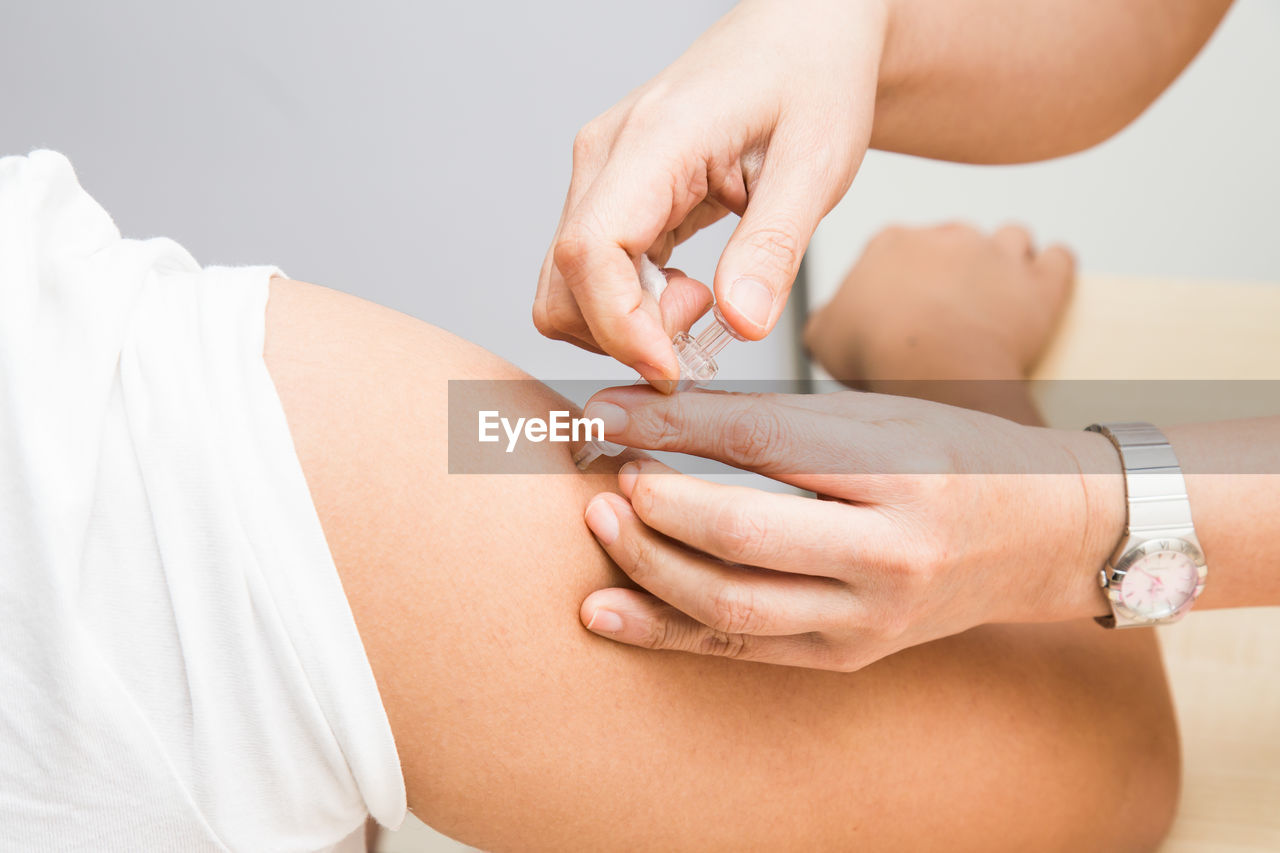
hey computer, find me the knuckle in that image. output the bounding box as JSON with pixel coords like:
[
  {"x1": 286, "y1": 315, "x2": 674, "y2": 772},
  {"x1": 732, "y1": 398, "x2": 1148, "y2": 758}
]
[
  {"x1": 531, "y1": 301, "x2": 554, "y2": 337},
  {"x1": 628, "y1": 475, "x2": 660, "y2": 521},
  {"x1": 887, "y1": 539, "x2": 949, "y2": 606},
  {"x1": 620, "y1": 529, "x2": 662, "y2": 586},
  {"x1": 936, "y1": 220, "x2": 975, "y2": 236},
  {"x1": 634, "y1": 612, "x2": 674, "y2": 650},
  {"x1": 900, "y1": 557, "x2": 935, "y2": 600},
  {"x1": 994, "y1": 224, "x2": 1033, "y2": 251},
  {"x1": 867, "y1": 602, "x2": 912, "y2": 645},
  {"x1": 911, "y1": 534, "x2": 945, "y2": 574},
  {"x1": 532, "y1": 320, "x2": 579, "y2": 346},
  {"x1": 711, "y1": 503, "x2": 774, "y2": 565},
  {"x1": 647, "y1": 400, "x2": 685, "y2": 451},
  {"x1": 544, "y1": 294, "x2": 587, "y2": 337},
  {"x1": 697, "y1": 627, "x2": 750, "y2": 659},
  {"x1": 552, "y1": 224, "x2": 593, "y2": 278},
  {"x1": 889, "y1": 521, "x2": 944, "y2": 583},
  {"x1": 1042, "y1": 244, "x2": 1076, "y2": 272},
  {"x1": 619, "y1": 405, "x2": 684, "y2": 455},
  {"x1": 619, "y1": 87, "x2": 669, "y2": 135},
  {"x1": 909, "y1": 444, "x2": 960, "y2": 475},
  {"x1": 919, "y1": 537, "x2": 953, "y2": 584},
  {"x1": 825, "y1": 646, "x2": 864, "y2": 673},
  {"x1": 571, "y1": 122, "x2": 607, "y2": 166},
  {"x1": 707, "y1": 583, "x2": 763, "y2": 635},
  {"x1": 722, "y1": 402, "x2": 783, "y2": 468}
]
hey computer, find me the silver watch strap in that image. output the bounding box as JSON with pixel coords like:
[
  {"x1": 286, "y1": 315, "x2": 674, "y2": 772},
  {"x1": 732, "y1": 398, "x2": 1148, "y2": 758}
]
[
  {"x1": 1086, "y1": 422, "x2": 1195, "y2": 628},
  {"x1": 1087, "y1": 422, "x2": 1193, "y2": 536}
]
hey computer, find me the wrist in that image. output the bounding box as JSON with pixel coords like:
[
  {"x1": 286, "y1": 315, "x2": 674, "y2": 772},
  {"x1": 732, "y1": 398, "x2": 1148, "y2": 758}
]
[{"x1": 1055, "y1": 429, "x2": 1126, "y2": 621}]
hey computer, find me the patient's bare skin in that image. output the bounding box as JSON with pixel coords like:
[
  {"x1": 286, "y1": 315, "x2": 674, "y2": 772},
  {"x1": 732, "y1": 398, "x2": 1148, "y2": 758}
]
[{"x1": 263, "y1": 278, "x2": 1179, "y2": 851}]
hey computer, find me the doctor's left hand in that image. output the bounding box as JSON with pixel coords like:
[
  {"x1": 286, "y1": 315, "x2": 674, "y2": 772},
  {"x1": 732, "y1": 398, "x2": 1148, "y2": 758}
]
[{"x1": 578, "y1": 388, "x2": 1122, "y2": 670}]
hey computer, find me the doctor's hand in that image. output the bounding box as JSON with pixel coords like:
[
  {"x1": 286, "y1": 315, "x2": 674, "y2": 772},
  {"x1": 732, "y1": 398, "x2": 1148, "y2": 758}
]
[
  {"x1": 533, "y1": 0, "x2": 888, "y2": 386},
  {"x1": 577, "y1": 388, "x2": 1122, "y2": 671}
]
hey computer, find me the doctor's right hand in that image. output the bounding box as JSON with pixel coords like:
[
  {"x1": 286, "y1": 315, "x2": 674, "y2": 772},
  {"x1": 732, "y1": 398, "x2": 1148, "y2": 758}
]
[{"x1": 533, "y1": 0, "x2": 889, "y2": 386}]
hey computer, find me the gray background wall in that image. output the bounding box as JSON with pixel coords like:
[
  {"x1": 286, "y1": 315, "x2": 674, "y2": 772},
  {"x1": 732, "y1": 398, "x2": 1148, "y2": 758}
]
[
  {"x1": 3, "y1": 2, "x2": 1274, "y2": 850},
  {"x1": 2, "y1": 0, "x2": 782, "y2": 387}
]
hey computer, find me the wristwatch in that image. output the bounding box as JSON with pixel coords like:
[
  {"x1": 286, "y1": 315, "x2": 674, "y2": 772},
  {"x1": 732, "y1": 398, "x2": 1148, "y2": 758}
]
[{"x1": 1086, "y1": 422, "x2": 1208, "y2": 628}]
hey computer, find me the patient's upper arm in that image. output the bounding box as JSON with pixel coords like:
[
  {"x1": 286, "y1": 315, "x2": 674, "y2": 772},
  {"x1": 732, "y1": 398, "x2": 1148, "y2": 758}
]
[{"x1": 263, "y1": 278, "x2": 1179, "y2": 852}]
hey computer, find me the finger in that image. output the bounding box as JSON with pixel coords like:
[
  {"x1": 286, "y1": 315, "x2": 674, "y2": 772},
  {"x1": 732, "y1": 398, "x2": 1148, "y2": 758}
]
[
  {"x1": 553, "y1": 232, "x2": 677, "y2": 382},
  {"x1": 712, "y1": 131, "x2": 841, "y2": 341},
  {"x1": 646, "y1": 150, "x2": 744, "y2": 259},
  {"x1": 556, "y1": 152, "x2": 712, "y2": 383},
  {"x1": 542, "y1": 261, "x2": 709, "y2": 350},
  {"x1": 557, "y1": 331, "x2": 607, "y2": 357},
  {"x1": 533, "y1": 124, "x2": 616, "y2": 349},
  {"x1": 538, "y1": 272, "x2": 598, "y2": 345},
  {"x1": 533, "y1": 234, "x2": 571, "y2": 343},
  {"x1": 992, "y1": 224, "x2": 1034, "y2": 258},
  {"x1": 1034, "y1": 244, "x2": 1077, "y2": 319},
  {"x1": 616, "y1": 458, "x2": 875, "y2": 576},
  {"x1": 656, "y1": 269, "x2": 713, "y2": 338},
  {"x1": 582, "y1": 385, "x2": 883, "y2": 490},
  {"x1": 583, "y1": 492, "x2": 854, "y2": 636},
  {"x1": 580, "y1": 587, "x2": 833, "y2": 668},
  {"x1": 1035, "y1": 243, "x2": 1076, "y2": 286}
]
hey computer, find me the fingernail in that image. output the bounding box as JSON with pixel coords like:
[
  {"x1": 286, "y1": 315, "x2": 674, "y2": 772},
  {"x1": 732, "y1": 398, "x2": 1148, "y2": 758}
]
[
  {"x1": 638, "y1": 360, "x2": 678, "y2": 386},
  {"x1": 617, "y1": 462, "x2": 639, "y2": 498},
  {"x1": 637, "y1": 362, "x2": 678, "y2": 395},
  {"x1": 584, "y1": 496, "x2": 619, "y2": 545},
  {"x1": 586, "y1": 608, "x2": 624, "y2": 634},
  {"x1": 645, "y1": 376, "x2": 677, "y2": 395},
  {"x1": 582, "y1": 401, "x2": 628, "y2": 436},
  {"x1": 726, "y1": 277, "x2": 774, "y2": 330}
]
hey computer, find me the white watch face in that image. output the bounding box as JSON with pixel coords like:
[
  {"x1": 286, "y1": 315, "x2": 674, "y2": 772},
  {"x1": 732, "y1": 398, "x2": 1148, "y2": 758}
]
[{"x1": 1118, "y1": 549, "x2": 1201, "y2": 618}]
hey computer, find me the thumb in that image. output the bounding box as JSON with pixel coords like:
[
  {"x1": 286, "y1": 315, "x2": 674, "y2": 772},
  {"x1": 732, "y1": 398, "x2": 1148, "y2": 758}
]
[{"x1": 713, "y1": 142, "x2": 831, "y2": 341}]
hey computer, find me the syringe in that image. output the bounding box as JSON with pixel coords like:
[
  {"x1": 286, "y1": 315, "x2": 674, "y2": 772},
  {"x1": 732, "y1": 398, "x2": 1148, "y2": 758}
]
[{"x1": 573, "y1": 302, "x2": 743, "y2": 470}]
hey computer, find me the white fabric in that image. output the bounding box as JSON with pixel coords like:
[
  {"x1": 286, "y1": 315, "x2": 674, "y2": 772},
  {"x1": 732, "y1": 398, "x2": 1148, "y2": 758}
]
[{"x1": 0, "y1": 151, "x2": 406, "y2": 852}]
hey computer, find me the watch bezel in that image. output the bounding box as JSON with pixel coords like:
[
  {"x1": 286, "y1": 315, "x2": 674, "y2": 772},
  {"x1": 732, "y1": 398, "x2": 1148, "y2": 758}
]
[{"x1": 1105, "y1": 536, "x2": 1207, "y2": 624}]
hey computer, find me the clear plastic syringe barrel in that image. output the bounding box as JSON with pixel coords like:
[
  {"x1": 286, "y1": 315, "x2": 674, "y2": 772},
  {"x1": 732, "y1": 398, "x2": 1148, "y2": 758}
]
[{"x1": 573, "y1": 304, "x2": 742, "y2": 469}]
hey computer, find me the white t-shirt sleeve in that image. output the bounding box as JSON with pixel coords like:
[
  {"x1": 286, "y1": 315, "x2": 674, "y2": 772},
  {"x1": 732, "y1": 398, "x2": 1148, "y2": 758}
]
[{"x1": 0, "y1": 150, "x2": 406, "y2": 853}]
